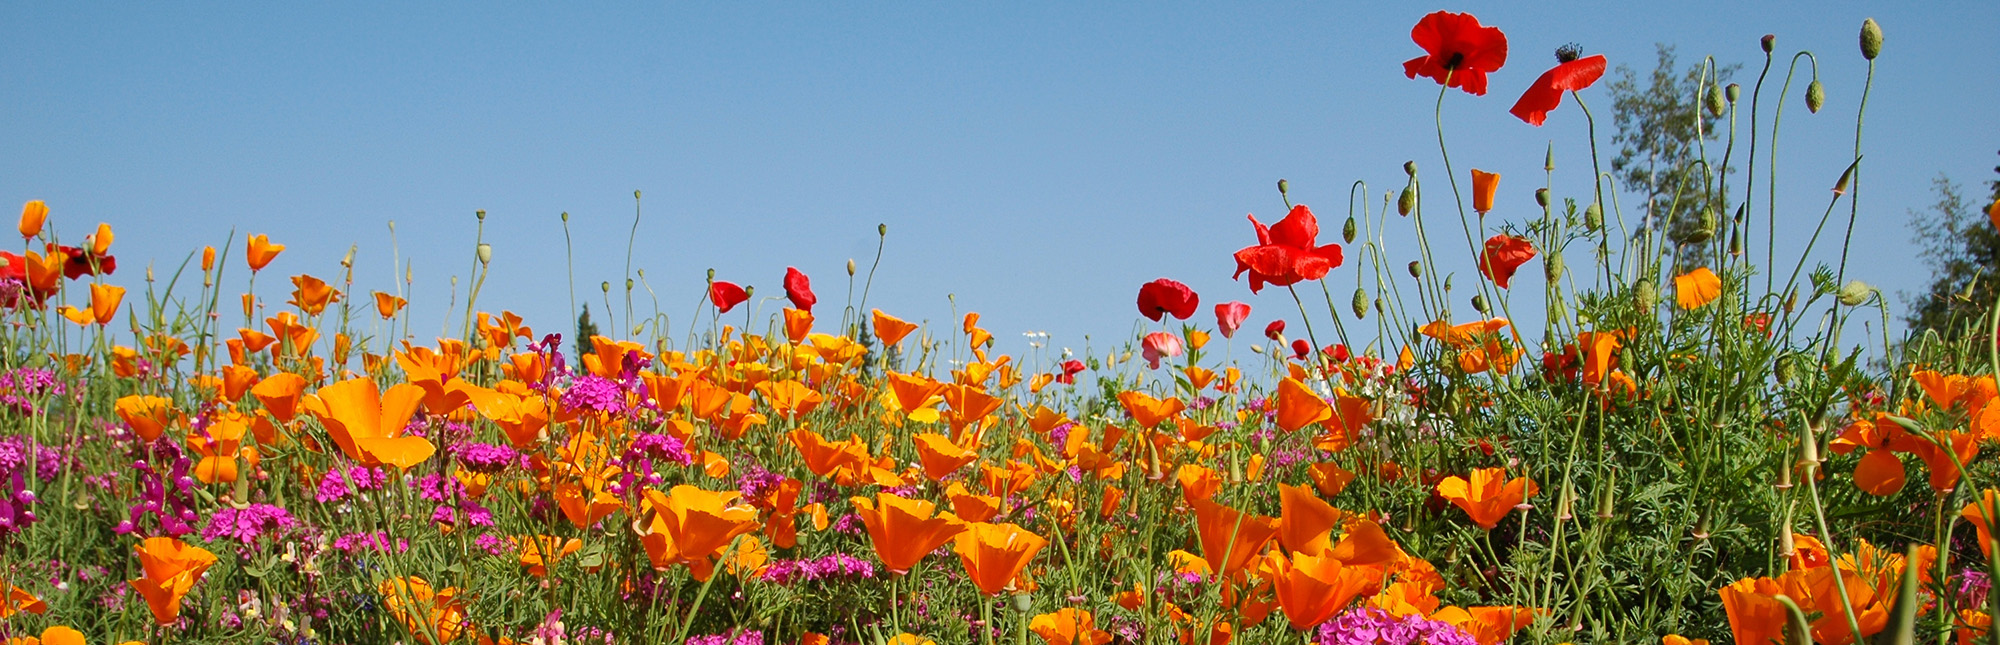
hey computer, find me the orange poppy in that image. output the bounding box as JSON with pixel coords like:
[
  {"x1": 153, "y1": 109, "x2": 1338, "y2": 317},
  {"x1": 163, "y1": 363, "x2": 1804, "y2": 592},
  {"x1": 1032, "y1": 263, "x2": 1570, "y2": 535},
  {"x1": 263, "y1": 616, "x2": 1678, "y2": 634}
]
[
  {"x1": 1262, "y1": 550, "x2": 1383, "y2": 630},
  {"x1": 1963, "y1": 489, "x2": 2000, "y2": 557},
  {"x1": 514, "y1": 535, "x2": 582, "y2": 577},
  {"x1": 945, "y1": 482, "x2": 1001, "y2": 523},
  {"x1": 1307, "y1": 462, "x2": 1356, "y2": 498},
  {"x1": 249, "y1": 372, "x2": 307, "y2": 423},
  {"x1": 1470, "y1": 169, "x2": 1499, "y2": 214},
  {"x1": 288, "y1": 274, "x2": 339, "y2": 316},
  {"x1": 88, "y1": 283, "x2": 125, "y2": 325},
  {"x1": 373, "y1": 291, "x2": 406, "y2": 319},
  {"x1": 1030, "y1": 608, "x2": 1113, "y2": 645},
  {"x1": 305, "y1": 377, "x2": 433, "y2": 469},
  {"x1": 1, "y1": 584, "x2": 46, "y2": 618},
  {"x1": 1435, "y1": 468, "x2": 1537, "y2": 530},
  {"x1": 188, "y1": 412, "x2": 252, "y2": 483},
  {"x1": 128, "y1": 536, "x2": 217, "y2": 625},
  {"x1": 851, "y1": 492, "x2": 965, "y2": 575},
  {"x1": 1117, "y1": 390, "x2": 1185, "y2": 430},
  {"x1": 1192, "y1": 498, "x2": 1280, "y2": 578},
  {"x1": 954, "y1": 522, "x2": 1047, "y2": 595},
  {"x1": 1276, "y1": 483, "x2": 1343, "y2": 555},
  {"x1": 1437, "y1": 606, "x2": 1540, "y2": 645},
  {"x1": 872, "y1": 309, "x2": 919, "y2": 348},
  {"x1": 756, "y1": 379, "x2": 823, "y2": 419},
  {"x1": 379, "y1": 576, "x2": 466, "y2": 643},
  {"x1": 1274, "y1": 377, "x2": 1331, "y2": 433},
  {"x1": 246, "y1": 234, "x2": 284, "y2": 272},
  {"x1": 17, "y1": 200, "x2": 46, "y2": 239},
  {"x1": 636, "y1": 486, "x2": 760, "y2": 580},
  {"x1": 784, "y1": 307, "x2": 814, "y2": 344},
  {"x1": 1675, "y1": 267, "x2": 1723, "y2": 310},
  {"x1": 913, "y1": 433, "x2": 978, "y2": 481},
  {"x1": 114, "y1": 395, "x2": 180, "y2": 443}
]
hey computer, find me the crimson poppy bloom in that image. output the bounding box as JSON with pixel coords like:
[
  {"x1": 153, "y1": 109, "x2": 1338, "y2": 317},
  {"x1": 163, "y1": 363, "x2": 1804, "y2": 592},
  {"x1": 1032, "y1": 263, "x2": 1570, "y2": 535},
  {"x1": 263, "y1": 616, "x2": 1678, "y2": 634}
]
[
  {"x1": 1055, "y1": 359, "x2": 1086, "y2": 385},
  {"x1": 1478, "y1": 235, "x2": 1537, "y2": 289},
  {"x1": 1136, "y1": 278, "x2": 1199, "y2": 322},
  {"x1": 56, "y1": 244, "x2": 115, "y2": 280},
  {"x1": 709, "y1": 281, "x2": 749, "y2": 313},
  {"x1": 1402, "y1": 11, "x2": 1509, "y2": 96},
  {"x1": 1233, "y1": 205, "x2": 1343, "y2": 293},
  {"x1": 1214, "y1": 302, "x2": 1251, "y2": 338},
  {"x1": 783, "y1": 267, "x2": 816, "y2": 311},
  {"x1": 1265, "y1": 320, "x2": 1286, "y2": 341},
  {"x1": 1290, "y1": 339, "x2": 1311, "y2": 360},
  {"x1": 1510, "y1": 49, "x2": 1608, "y2": 126}
]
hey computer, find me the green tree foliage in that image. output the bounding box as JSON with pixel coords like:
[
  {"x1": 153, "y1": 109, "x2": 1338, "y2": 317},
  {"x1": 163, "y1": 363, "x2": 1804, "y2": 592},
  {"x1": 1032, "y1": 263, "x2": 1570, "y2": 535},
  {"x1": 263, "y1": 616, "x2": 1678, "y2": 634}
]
[
  {"x1": 1607, "y1": 45, "x2": 1737, "y2": 267},
  {"x1": 1903, "y1": 150, "x2": 2000, "y2": 338}
]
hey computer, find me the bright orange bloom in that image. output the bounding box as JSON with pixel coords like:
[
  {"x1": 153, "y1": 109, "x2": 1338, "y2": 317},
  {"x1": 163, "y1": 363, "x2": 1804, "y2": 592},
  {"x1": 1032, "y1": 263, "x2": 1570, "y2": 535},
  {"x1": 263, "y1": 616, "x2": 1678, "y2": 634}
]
[
  {"x1": 1276, "y1": 483, "x2": 1343, "y2": 555},
  {"x1": 249, "y1": 372, "x2": 307, "y2": 423},
  {"x1": 114, "y1": 395, "x2": 181, "y2": 443},
  {"x1": 913, "y1": 433, "x2": 978, "y2": 481},
  {"x1": 784, "y1": 307, "x2": 814, "y2": 344},
  {"x1": 1437, "y1": 606, "x2": 1539, "y2": 645},
  {"x1": 245, "y1": 234, "x2": 284, "y2": 272},
  {"x1": 17, "y1": 200, "x2": 46, "y2": 239},
  {"x1": 756, "y1": 379, "x2": 823, "y2": 419},
  {"x1": 851, "y1": 492, "x2": 965, "y2": 575},
  {"x1": 1307, "y1": 462, "x2": 1356, "y2": 498},
  {"x1": 872, "y1": 309, "x2": 919, "y2": 347},
  {"x1": 1661, "y1": 635, "x2": 1710, "y2": 645},
  {"x1": 515, "y1": 535, "x2": 583, "y2": 577},
  {"x1": 282, "y1": 275, "x2": 338, "y2": 316},
  {"x1": 1471, "y1": 169, "x2": 1499, "y2": 214},
  {"x1": 1262, "y1": 550, "x2": 1384, "y2": 630},
  {"x1": 1117, "y1": 390, "x2": 1185, "y2": 429},
  {"x1": 1275, "y1": 377, "x2": 1332, "y2": 432},
  {"x1": 128, "y1": 537, "x2": 217, "y2": 625},
  {"x1": 379, "y1": 576, "x2": 465, "y2": 643},
  {"x1": 88, "y1": 283, "x2": 125, "y2": 325},
  {"x1": 1435, "y1": 467, "x2": 1537, "y2": 530},
  {"x1": 635, "y1": 485, "x2": 760, "y2": 580},
  {"x1": 1963, "y1": 489, "x2": 2000, "y2": 557},
  {"x1": 373, "y1": 291, "x2": 407, "y2": 319},
  {"x1": 1192, "y1": 498, "x2": 1279, "y2": 578},
  {"x1": 1030, "y1": 608, "x2": 1112, "y2": 645},
  {"x1": 89, "y1": 222, "x2": 114, "y2": 256},
  {"x1": 1, "y1": 584, "x2": 46, "y2": 618},
  {"x1": 188, "y1": 412, "x2": 252, "y2": 483},
  {"x1": 954, "y1": 522, "x2": 1047, "y2": 595},
  {"x1": 201, "y1": 246, "x2": 216, "y2": 271},
  {"x1": 1675, "y1": 267, "x2": 1723, "y2": 310},
  {"x1": 945, "y1": 482, "x2": 1001, "y2": 523},
  {"x1": 305, "y1": 377, "x2": 433, "y2": 469}
]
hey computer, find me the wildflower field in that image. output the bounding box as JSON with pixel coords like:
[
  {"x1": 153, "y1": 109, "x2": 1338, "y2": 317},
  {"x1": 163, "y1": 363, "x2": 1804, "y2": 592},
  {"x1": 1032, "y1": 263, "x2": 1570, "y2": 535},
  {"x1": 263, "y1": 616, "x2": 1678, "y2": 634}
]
[{"x1": 2, "y1": 9, "x2": 1993, "y2": 645}]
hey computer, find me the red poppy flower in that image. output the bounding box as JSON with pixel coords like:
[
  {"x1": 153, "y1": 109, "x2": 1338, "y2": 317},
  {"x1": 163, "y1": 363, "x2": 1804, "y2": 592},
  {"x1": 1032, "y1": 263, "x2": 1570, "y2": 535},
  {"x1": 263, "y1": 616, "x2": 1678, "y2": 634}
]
[
  {"x1": 1478, "y1": 235, "x2": 1536, "y2": 289},
  {"x1": 1214, "y1": 302, "x2": 1251, "y2": 338},
  {"x1": 1290, "y1": 339, "x2": 1311, "y2": 360},
  {"x1": 1510, "y1": 52, "x2": 1607, "y2": 126},
  {"x1": 1055, "y1": 359, "x2": 1086, "y2": 385},
  {"x1": 56, "y1": 244, "x2": 115, "y2": 280},
  {"x1": 1265, "y1": 320, "x2": 1286, "y2": 341},
  {"x1": 1402, "y1": 11, "x2": 1509, "y2": 96},
  {"x1": 783, "y1": 267, "x2": 816, "y2": 312},
  {"x1": 1136, "y1": 278, "x2": 1199, "y2": 322},
  {"x1": 709, "y1": 281, "x2": 749, "y2": 313},
  {"x1": 1232, "y1": 205, "x2": 1344, "y2": 293}
]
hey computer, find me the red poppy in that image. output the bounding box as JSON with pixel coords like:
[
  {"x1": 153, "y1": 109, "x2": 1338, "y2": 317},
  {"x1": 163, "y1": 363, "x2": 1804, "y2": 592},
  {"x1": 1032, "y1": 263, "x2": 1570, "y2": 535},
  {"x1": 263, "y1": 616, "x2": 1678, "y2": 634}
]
[
  {"x1": 1137, "y1": 278, "x2": 1199, "y2": 322},
  {"x1": 1510, "y1": 51, "x2": 1607, "y2": 126},
  {"x1": 1214, "y1": 301, "x2": 1251, "y2": 338},
  {"x1": 783, "y1": 267, "x2": 817, "y2": 311},
  {"x1": 1265, "y1": 320, "x2": 1286, "y2": 341},
  {"x1": 1055, "y1": 359, "x2": 1086, "y2": 385},
  {"x1": 57, "y1": 244, "x2": 116, "y2": 280},
  {"x1": 1402, "y1": 11, "x2": 1509, "y2": 96},
  {"x1": 1233, "y1": 205, "x2": 1343, "y2": 293},
  {"x1": 1478, "y1": 235, "x2": 1536, "y2": 289},
  {"x1": 1291, "y1": 339, "x2": 1311, "y2": 360},
  {"x1": 709, "y1": 281, "x2": 748, "y2": 313}
]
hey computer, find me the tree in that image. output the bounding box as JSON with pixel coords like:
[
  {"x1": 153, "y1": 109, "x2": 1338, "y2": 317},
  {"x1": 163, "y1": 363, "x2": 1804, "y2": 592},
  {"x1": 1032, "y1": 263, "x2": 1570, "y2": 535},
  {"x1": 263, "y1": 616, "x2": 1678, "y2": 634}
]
[
  {"x1": 1607, "y1": 44, "x2": 1737, "y2": 268},
  {"x1": 1903, "y1": 150, "x2": 2000, "y2": 337}
]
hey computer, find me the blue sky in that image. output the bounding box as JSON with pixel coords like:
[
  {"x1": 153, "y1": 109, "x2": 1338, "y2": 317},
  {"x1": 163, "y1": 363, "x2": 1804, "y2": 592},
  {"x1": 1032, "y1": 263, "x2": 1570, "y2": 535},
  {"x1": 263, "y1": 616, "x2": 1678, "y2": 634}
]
[{"x1": 2, "y1": 2, "x2": 1994, "y2": 368}]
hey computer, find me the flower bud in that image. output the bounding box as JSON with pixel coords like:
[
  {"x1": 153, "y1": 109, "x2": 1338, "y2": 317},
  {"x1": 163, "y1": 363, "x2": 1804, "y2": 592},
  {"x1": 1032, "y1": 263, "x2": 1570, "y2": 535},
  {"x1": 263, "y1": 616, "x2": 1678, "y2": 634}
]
[
  {"x1": 1725, "y1": 83, "x2": 1741, "y2": 103},
  {"x1": 1797, "y1": 422, "x2": 1820, "y2": 471},
  {"x1": 1688, "y1": 208, "x2": 1718, "y2": 244},
  {"x1": 1471, "y1": 295, "x2": 1489, "y2": 315},
  {"x1": 1774, "y1": 353, "x2": 1796, "y2": 385},
  {"x1": 1783, "y1": 288, "x2": 1797, "y2": 313},
  {"x1": 476, "y1": 243, "x2": 492, "y2": 265},
  {"x1": 1012, "y1": 592, "x2": 1034, "y2": 614},
  {"x1": 1761, "y1": 34, "x2": 1776, "y2": 53},
  {"x1": 634, "y1": 190, "x2": 642, "y2": 199},
  {"x1": 1544, "y1": 252, "x2": 1564, "y2": 281},
  {"x1": 1805, "y1": 80, "x2": 1825, "y2": 113},
  {"x1": 1407, "y1": 261, "x2": 1423, "y2": 279},
  {"x1": 847, "y1": 259, "x2": 857, "y2": 276},
  {"x1": 1594, "y1": 473, "x2": 1616, "y2": 520},
  {"x1": 1534, "y1": 188, "x2": 1549, "y2": 208},
  {"x1": 475, "y1": 209, "x2": 486, "y2": 221},
  {"x1": 1351, "y1": 288, "x2": 1368, "y2": 319},
  {"x1": 1703, "y1": 84, "x2": 1726, "y2": 117},
  {"x1": 560, "y1": 211, "x2": 569, "y2": 222},
  {"x1": 1728, "y1": 228, "x2": 1742, "y2": 257},
  {"x1": 1859, "y1": 18, "x2": 1882, "y2": 60},
  {"x1": 1634, "y1": 279, "x2": 1658, "y2": 310},
  {"x1": 1337, "y1": 217, "x2": 1356, "y2": 244},
  {"x1": 1832, "y1": 165, "x2": 1854, "y2": 196},
  {"x1": 706, "y1": 268, "x2": 715, "y2": 281},
  {"x1": 1837, "y1": 280, "x2": 1874, "y2": 306},
  {"x1": 1443, "y1": 275, "x2": 1454, "y2": 292},
  {"x1": 1583, "y1": 203, "x2": 1603, "y2": 231},
  {"x1": 1277, "y1": 179, "x2": 1289, "y2": 196},
  {"x1": 625, "y1": 278, "x2": 634, "y2": 292},
  {"x1": 600, "y1": 281, "x2": 611, "y2": 294},
  {"x1": 1403, "y1": 161, "x2": 1417, "y2": 177},
  {"x1": 1544, "y1": 144, "x2": 1555, "y2": 172},
  {"x1": 878, "y1": 223, "x2": 888, "y2": 237}
]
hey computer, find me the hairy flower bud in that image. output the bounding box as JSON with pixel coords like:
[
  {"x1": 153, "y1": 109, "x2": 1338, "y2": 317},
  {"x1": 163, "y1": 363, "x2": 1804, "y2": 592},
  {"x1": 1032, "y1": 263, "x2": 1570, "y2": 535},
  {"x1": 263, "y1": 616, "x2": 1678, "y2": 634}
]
[
  {"x1": 1403, "y1": 161, "x2": 1418, "y2": 177},
  {"x1": 1860, "y1": 18, "x2": 1882, "y2": 60},
  {"x1": 1583, "y1": 203, "x2": 1603, "y2": 231},
  {"x1": 1277, "y1": 178, "x2": 1289, "y2": 196},
  {"x1": 1703, "y1": 84, "x2": 1726, "y2": 117},
  {"x1": 1398, "y1": 186, "x2": 1416, "y2": 216},
  {"x1": 1634, "y1": 279, "x2": 1658, "y2": 310},
  {"x1": 1343, "y1": 216, "x2": 1357, "y2": 244},
  {"x1": 1545, "y1": 252, "x2": 1564, "y2": 282},
  {"x1": 1805, "y1": 80, "x2": 1825, "y2": 113},
  {"x1": 1408, "y1": 261, "x2": 1423, "y2": 279},
  {"x1": 1725, "y1": 82, "x2": 1741, "y2": 103},
  {"x1": 1837, "y1": 280, "x2": 1874, "y2": 306},
  {"x1": 1351, "y1": 288, "x2": 1369, "y2": 319}
]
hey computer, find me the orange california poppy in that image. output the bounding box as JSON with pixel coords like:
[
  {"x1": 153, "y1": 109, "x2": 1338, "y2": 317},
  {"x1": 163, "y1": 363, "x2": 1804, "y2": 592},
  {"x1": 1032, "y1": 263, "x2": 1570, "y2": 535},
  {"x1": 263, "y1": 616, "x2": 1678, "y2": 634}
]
[
  {"x1": 913, "y1": 433, "x2": 978, "y2": 481},
  {"x1": 636, "y1": 486, "x2": 760, "y2": 580},
  {"x1": 128, "y1": 537, "x2": 217, "y2": 625},
  {"x1": 379, "y1": 576, "x2": 466, "y2": 643},
  {"x1": 188, "y1": 413, "x2": 252, "y2": 483},
  {"x1": 88, "y1": 222, "x2": 114, "y2": 256},
  {"x1": 88, "y1": 283, "x2": 125, "y2": 325},
  {"x1": 2, "y1": 584, "x2": 46, "y2": 618},
  {"x1": 1435, "y1": 467, "x2": 1538, "y2": 530},
  {"x1": 954, "y1": 522, "x2": 1047, "y2": 595},
  {"x1": 284, "y1": 274, "x2": 340, "y2": 316},
  {"x1": 945, "y1": 482, "x2": 1002, "y2": 523},
  {"x1": 1117, "y1": 390, "x2": 1185, "y2": 430},
  {"x1": 1436, "y1": 606, "x2": 1540, "y2": 645},
  {"x1": 872, "y1": 309, "x2": 919, "y2": 348},
  {"x1": 1963, "y1": 490, "x2": 2000, "y2": 557},
  {"x1": 374, "y1": 291, "x2": 407, "y2": 319},
  {"x1": 1192, "y1": 498, "x2": 1280, "y2": 578},
  {"x1": 17, "y1": 200, "x2": 47, "y2": 239},
  {"x1": 245, "y1": 234, "x2": 284, "y2": 272},
  {"x1": 851, "y1": 492, "x2": 965, "y2": 575},
  {"x1": 784, "y1": 307, "x2": 814, "y2": 344},
  {"x1": 515, "y1": 535, "x2": 583, "y2": 577},
  {"x1": 756, "y1": 379, "x2": 823, "y2": 419},
  {"x1": 1030, "y1": 608, "x2": 1113, "y2": 645},
  {"x1": 14, "y1": 625, "x2": 88, "y2": 645},
  {"x1": 249, "y1": 372, "x2": 307, "y2": 423},
  {"x1": 942, "y1": 383, "x2": 1003, "y2": 436},
  {"x1": 1675, "y1": 267, "x2": 1723, "y2": 310},
  {"x1": 306, "y1": 377, "x2": 433, "y2": 469},
  {"x1": 1307, "y1": 462, "x2": 1356, "y2": 498},
  {"x1": 1263, "y1": 550, "x2": 1384, "y2": 630},
  {"x1": 114, "y1": 395, "x2": 181, "y2": 443},
  {"x1": 1274, "y1": 377, "x2": 1332, "y2": 433},
  {"x1": 1470, "y1": 169, "x2": 1499, "y2": 214},
  {"x1": 1276, "y1": 483, "x2": 1343, "y2": 555},
  {"x1": 1718, "y1": 576, "x2": 1789, "y2": 645}
]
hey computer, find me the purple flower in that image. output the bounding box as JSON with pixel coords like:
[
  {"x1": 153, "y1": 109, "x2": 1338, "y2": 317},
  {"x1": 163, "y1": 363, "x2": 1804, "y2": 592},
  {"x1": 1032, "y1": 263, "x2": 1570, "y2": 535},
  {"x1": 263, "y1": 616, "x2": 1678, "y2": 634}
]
[
  {"x1": 456, "y1": 442, "x2": 524, "y2": 473},
  {"x1": 200, "y1": 504, "x2": 298, "y2": 545},
  {"x1": 562, "y1": 375, "x2": 627, "y2": 415},
  {"x1": 1316, "y1": 607, "x2": 1475, "y2": 645}
]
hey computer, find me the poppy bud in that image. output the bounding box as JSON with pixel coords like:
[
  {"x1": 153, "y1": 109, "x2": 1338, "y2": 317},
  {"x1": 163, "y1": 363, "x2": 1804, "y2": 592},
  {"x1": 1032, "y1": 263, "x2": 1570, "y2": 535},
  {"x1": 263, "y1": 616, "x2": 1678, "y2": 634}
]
[
  {"x1": 1859, "y1": 18, "x2": 1882, "y2": 60},
  {"x1": 1264, "y1": 320, "x2": 1285, "y2": 340},
  {"x1": 1555, "y1": 484, "x2": 1575, "y2": 521},
  {"x1": 1403, "y1": 161, "x2": 1417, "y2": 177},
  {"x1": 1703, "y1": 84, "x2": 1726, "y2": 117},
  {"x1": 1342, "y1": 217, "x2": 1357, "y2": 244},
  {"x1": 1805, "y1": 80, "x2": 1824, "y2": 113},
  {"x1": 1290, "y1": 339, "x2": 1310, "y2": 360},
  {"x1": 635, "y1": 190, "x2": 642, "y2": 199},
  {"x1": 1535, "y1": 188, "x2": 1549, "y2": 208},
  {"x1": 1761, "y1": 34, "x2": 1776, "y2": 53},
  {"x1": 475, "y1": 209, "x2": 486, "y2": 221},
  {"x1": 1775, "y1": 353, "x2": 1796, "y2": 385},
  {"x1": 1545, "y1": 252, "x2": 1563, "y2": 281},
  {"x1": 1397, "y1": 186, "x2": 1416, "y2": 216},
  {"x1": 1796, "y1": 422, "x2": 1820, "y2": 471},
  {"x1": 1471, "y1": 295, "x2": 1489, "y2": 315},
  {"x1": 1634, "y1": 279, "x2": 1658, "y2": 310},
  {"x1": 625, "y1": 278, "x2": 634, "y2": 293},
  {"x1": 1375, "y1": 297, "x2": 1386, "y2": 315},
  {"x1": 877, "y1": 223, "x2": 887, "y2": 237},
  {"x1": 1443, "y1": 275, "x2": 1453, "y2": 292},
  {"x1": 847, "y1": 259, "x2": 857, "y2": 276},
  {"x1": 1250, "y1": 344, "x2": 1264, "y2": 354},
  {"x1": 1583, "y1": 203, "x2": 1603, "y2": 231},
  {"x1": 1832, "y1": 165, "x2": 1854, "y2": 196},
  {"x1": 1407, "y1": 261, "x2": 1423, "y2": 279},
  {"x1": 1351, "y1": 288, "x2": 1368, "y2": 318},
  {"x1": 1687, "y1": 208, "x2": 1717, "y2": 244},
  {"x1": 1277, "y1": 178, "x2": 1289, "y2": 196},
  {"x1": 1725, "y1": 83, "x2": 1741, "y2": 103},
  {"x1": 201, "y1": 246, "x2": 216, "y2": 272},
  {"x1": 1837, "y1": 280, "x2": 1873, "y2": 306},
  {"x1": 476, "y1": 243, "x2": 492, "y2": 265},
  {"x1": 1783, "y1": 288, "x2": 1797, "y2": 313},
  {"x1": 600, "y1": 281, "x2": 611, "y2": 294},
  {"x1": 560, "y1": 211, "x2": 569, "y2": 222},
  {"x1": 1728, "y1": 228, "x2": 1742, "y2": 257},
  {"x1": 1544, "y1": 144, "x2": 1554, "y2": 172},
  {"x1": 706, "y1": 268, "x2": 715, "y2": 281},
  {"x1": 1594, "y1": 473, "x2": 1616, "y2": 520},
  {"x1": 1012, "y1": 592, "x2": 1034, "y2": 614}
]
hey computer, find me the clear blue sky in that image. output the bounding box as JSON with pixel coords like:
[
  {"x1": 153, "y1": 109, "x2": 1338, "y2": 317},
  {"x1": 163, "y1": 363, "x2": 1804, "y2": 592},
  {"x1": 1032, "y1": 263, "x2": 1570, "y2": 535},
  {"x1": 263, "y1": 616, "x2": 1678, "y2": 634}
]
[{"x1": 3, "y1": 3, "x2": 1994, "y2": 367}]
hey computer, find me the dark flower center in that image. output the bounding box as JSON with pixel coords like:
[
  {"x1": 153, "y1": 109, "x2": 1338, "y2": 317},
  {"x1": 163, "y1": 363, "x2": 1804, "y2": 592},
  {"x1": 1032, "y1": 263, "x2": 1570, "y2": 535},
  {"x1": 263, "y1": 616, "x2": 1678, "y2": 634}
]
[
  {"x1": 1445, "y1": 52, "x2": 1465, "y2": 70},
  {"x1": 1556, "y1": 44, "x2": 1582, "y2": 63}
]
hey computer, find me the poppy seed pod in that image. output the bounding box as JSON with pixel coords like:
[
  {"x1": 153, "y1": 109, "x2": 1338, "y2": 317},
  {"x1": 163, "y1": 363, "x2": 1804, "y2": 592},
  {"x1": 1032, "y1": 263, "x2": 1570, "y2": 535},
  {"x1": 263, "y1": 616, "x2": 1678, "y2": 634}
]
[
  {"x1": 475, "y1": 209, "x2": 486, "y2": 221},
  {"x1": 1703, "y1": 85, "x2": 1726, "y2": 117},
  {"x1": 1535, "y1": 188, "x2": 1549, "y2": 208},
  {"x1": 476, "y1": 243, "x2": 492, "y2": 265},
  {"x1": 1837, "y1": 280, "x2": 1874, "y2": 306},
  {"x1": 1342, "y1": 217, "x2": 1357, "y2": 244},
  {"x1": 1774, "y1": 453, "x2": 1795, "y2": 489},
  {"x1": 1725, "y1": 83, "x2": 1741, "y2": 103},
  {"x1": 1012, "y1": 592, "x2": 1033, "y2": 614},
  {"x1": 1403, "y1": 161, "x2": 1417, "y2": 177},
  {"x1": 1805, "y1": 80, "x2": 1825, "y2": 113},
  {"x1": 877, "y1": 223, "x2": 888, "y2": 237},
  {"x1": 1583, "y1": 203, "x2": 1603, "y2": 231},
  {"x1": 1398, "y1": 186, "x2": 1416, "y2": 216},
  {"x1": 600, "y1": 281, "x2": 610, "y2": 294},
  {"x1": 560, "y1": 211, "x2": 569, "y2": 222},
  {"x1": 1277, "y1": 179, "x2": 1289, "y2": 196},
  {"x1": 1762, "y1": 34, "x2": 1776, "y2": 53},
  {"x1": 1471, "y1": 295, "x2": 1489, "y2": 315},
  {"x1": 1407, "y1": 261, "x2": 1423, "y2": 279},
  {"x1": 624, "y1": 278, "x2": 634, "y2": 292},
  {"x1": 1352, "y1": 288, "x2": 1368, "y2": 318},
  {"x1": 1860, "y1": 18, "x2": 1882, "y2": 60},
  {"x1": 706, "y1": 268, "x2": 715, "y2": 281}
]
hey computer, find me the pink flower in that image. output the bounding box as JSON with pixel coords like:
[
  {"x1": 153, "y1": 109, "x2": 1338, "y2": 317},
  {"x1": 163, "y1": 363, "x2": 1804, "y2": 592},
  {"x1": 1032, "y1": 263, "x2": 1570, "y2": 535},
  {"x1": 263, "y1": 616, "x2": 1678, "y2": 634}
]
[{"x1": 1142, "y1": 332, "x2": 1184, "y2": 369}]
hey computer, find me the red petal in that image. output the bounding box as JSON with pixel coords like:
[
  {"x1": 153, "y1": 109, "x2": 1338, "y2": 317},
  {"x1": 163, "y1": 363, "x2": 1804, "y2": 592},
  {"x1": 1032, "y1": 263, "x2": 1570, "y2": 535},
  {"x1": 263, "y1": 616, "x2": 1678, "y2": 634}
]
[{"x1": 1267, "y1": 205, "x2": 1319, "y2": 249}]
